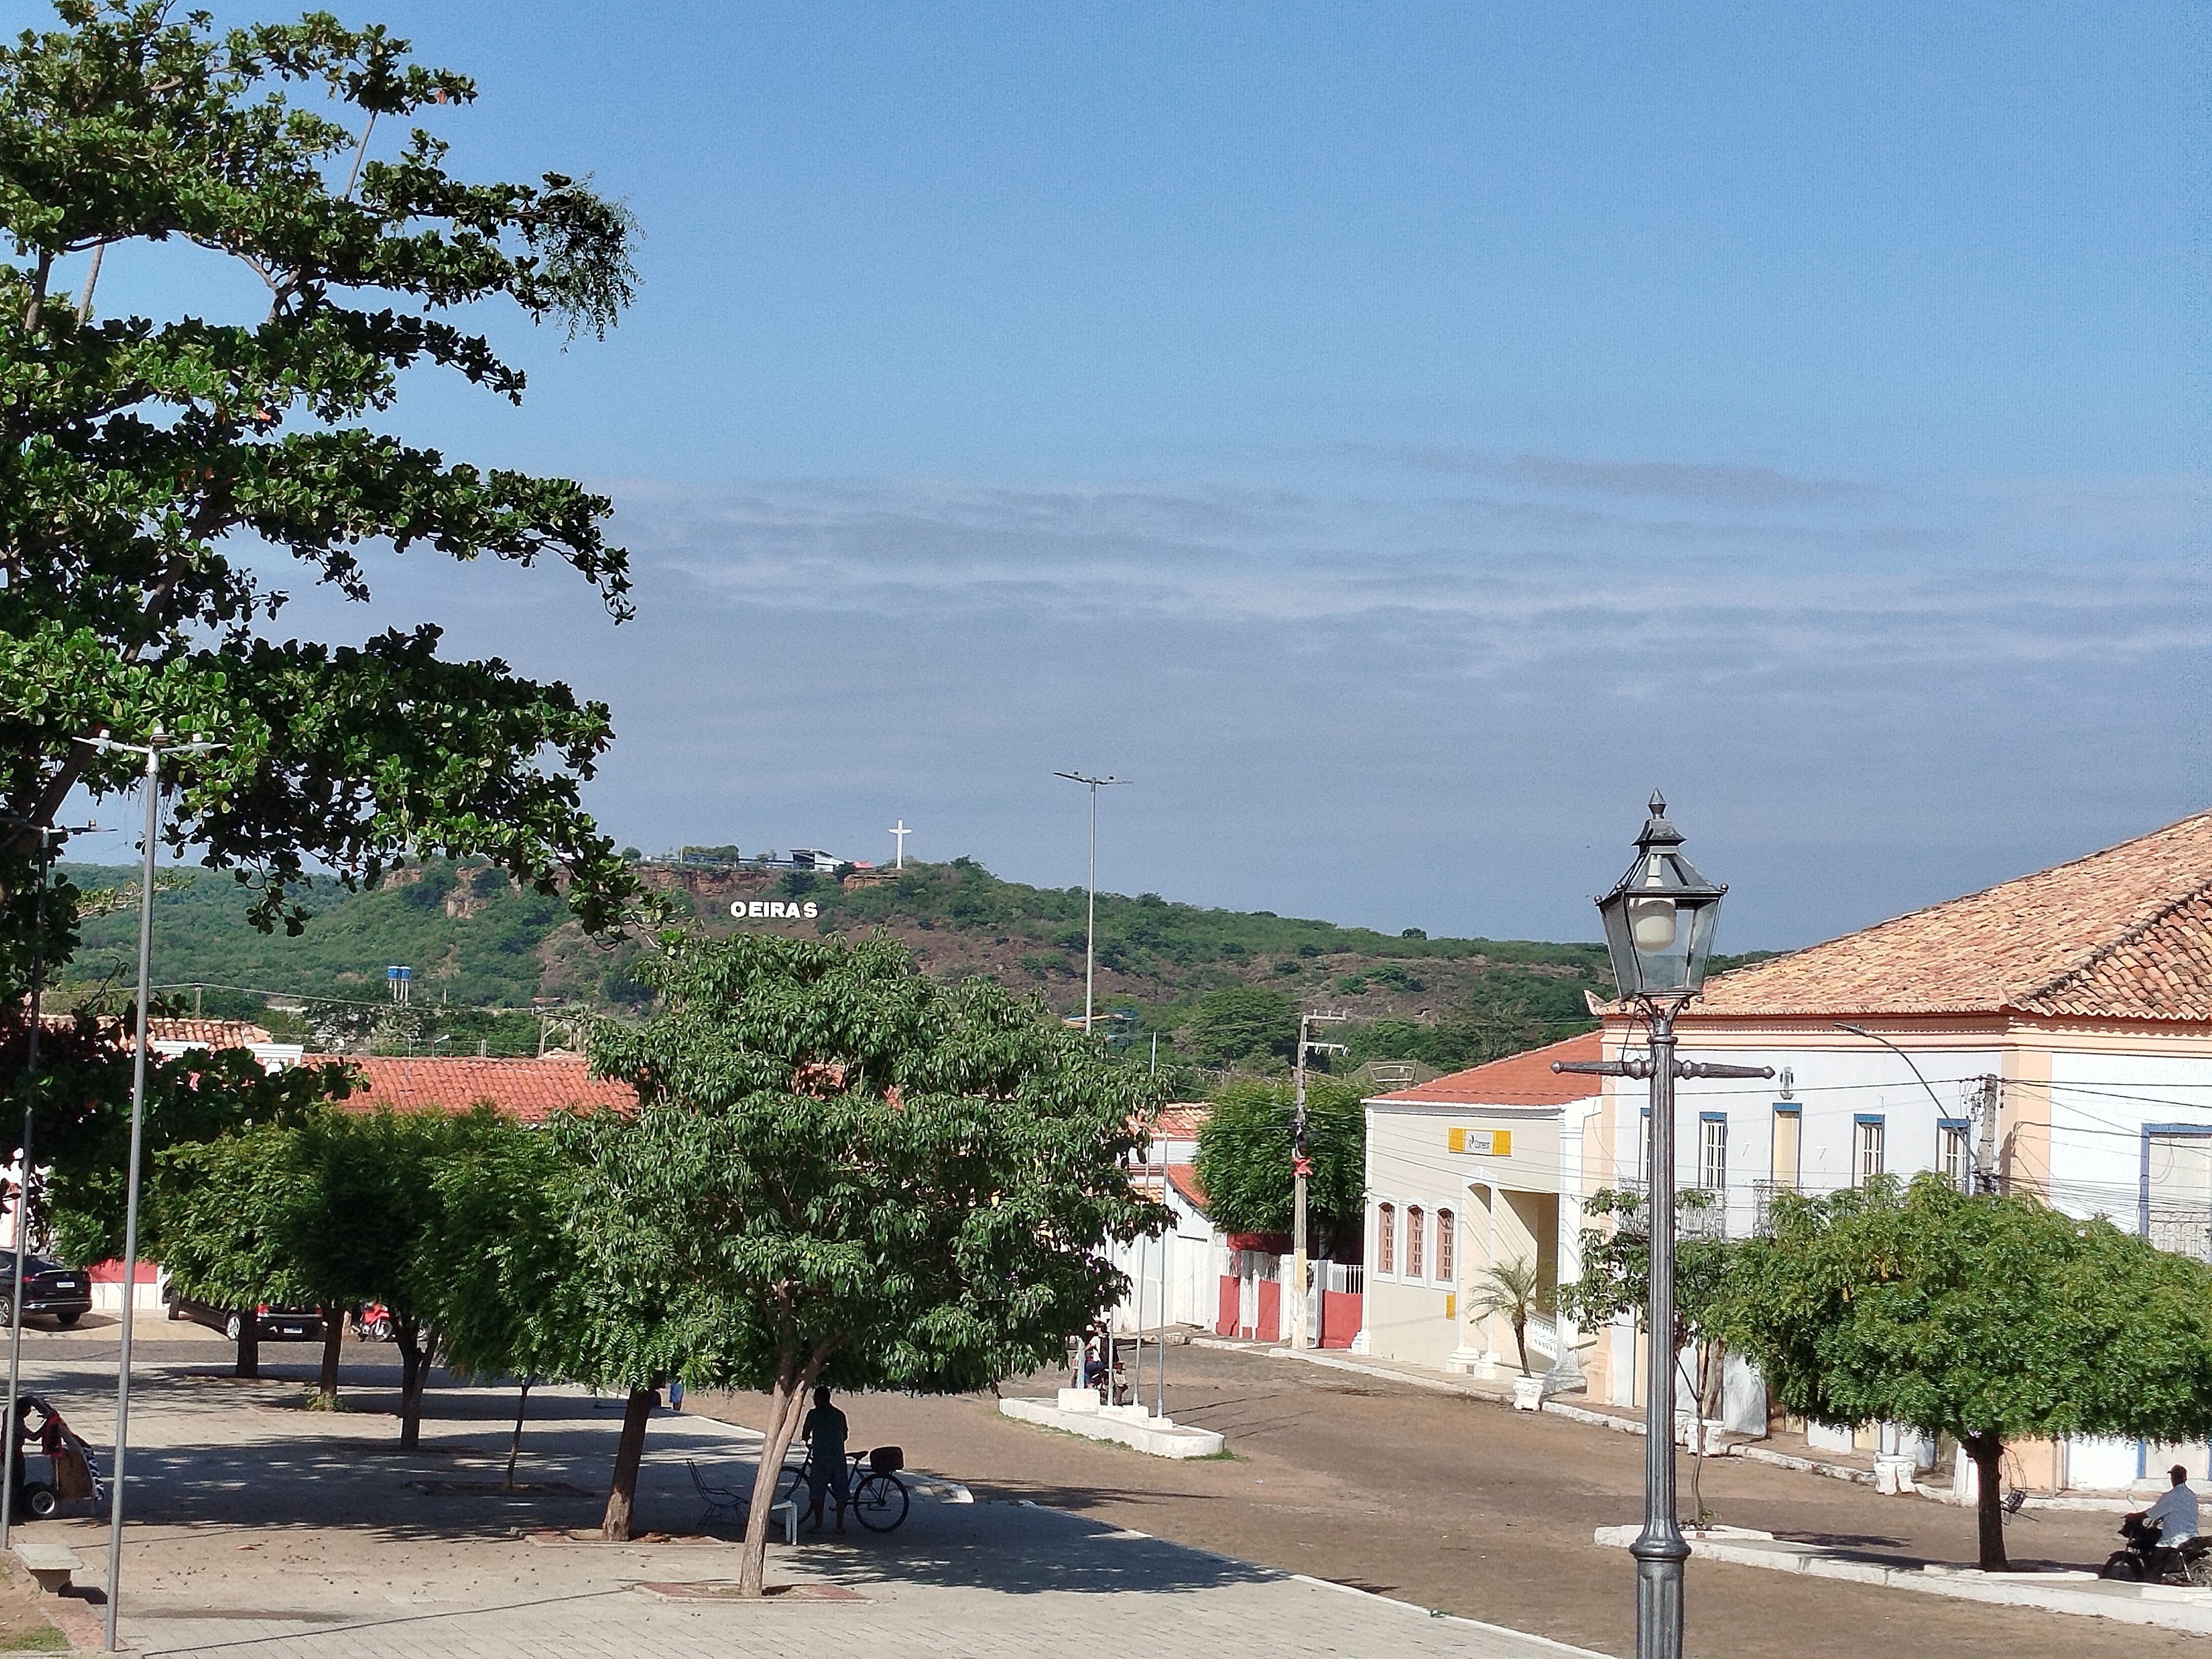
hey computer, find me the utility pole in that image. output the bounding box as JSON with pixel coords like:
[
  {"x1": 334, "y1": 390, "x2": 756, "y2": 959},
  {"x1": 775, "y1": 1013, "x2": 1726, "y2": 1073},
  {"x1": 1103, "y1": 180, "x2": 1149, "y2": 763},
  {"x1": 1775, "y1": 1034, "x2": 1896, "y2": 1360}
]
[
  {"x1": 1974, "y1": 1075, "x2": 2000, "y2": 1194},
  {"x1": 1052, "y1": 772, "x2": 1125, "y2": 1035},
  {"x1": 1291, "y1": 1011, "x2": 1348, "y2": 1351},
  {"x1": 75, "y1": 727, "x2": 221, "y2": 1653}
]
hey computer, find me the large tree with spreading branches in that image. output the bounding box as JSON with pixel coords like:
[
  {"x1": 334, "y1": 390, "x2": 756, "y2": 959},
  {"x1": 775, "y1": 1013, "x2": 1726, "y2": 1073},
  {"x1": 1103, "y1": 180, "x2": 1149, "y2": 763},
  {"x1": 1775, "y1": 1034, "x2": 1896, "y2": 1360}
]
[
  {"x1": 1724, "y1": 1175, "x2": 2212, "y2": 1571},
  {"x1": 0, "y1": 0, "x2": 643, "y2": 999},
  {"x1": 572, "y1": 931, "x2": 1167, "y2": 1593}
]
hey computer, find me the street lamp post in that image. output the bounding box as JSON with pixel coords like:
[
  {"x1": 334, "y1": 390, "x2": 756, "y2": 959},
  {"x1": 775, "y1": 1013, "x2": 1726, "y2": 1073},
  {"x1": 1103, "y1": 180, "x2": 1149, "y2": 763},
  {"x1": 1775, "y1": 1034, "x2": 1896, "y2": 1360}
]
[
  {"x1": 78, "y1": 728, "x2": 220, "y2": 1652},
  {"x1": 1052, "y1": 771, "x2": 1125, "y2": 1035},
  {"x1": 1553, "y1": 793, "x2": 1771, "y2": 1659}
]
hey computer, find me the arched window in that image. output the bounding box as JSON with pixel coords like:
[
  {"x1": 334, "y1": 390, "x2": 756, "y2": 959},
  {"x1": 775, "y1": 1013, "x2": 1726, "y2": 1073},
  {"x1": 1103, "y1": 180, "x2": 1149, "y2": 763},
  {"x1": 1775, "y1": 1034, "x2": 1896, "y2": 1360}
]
[
  {"x1": 1436, "y1": 1208, "x2": 1455, "y2": 1282},
  {"x1": 1406, "y1": 1206, "x2": 1426, "y2": 1280},
  {"x1": 1378, "y1": 1202, "x2": 1396, "y2": 1274}
]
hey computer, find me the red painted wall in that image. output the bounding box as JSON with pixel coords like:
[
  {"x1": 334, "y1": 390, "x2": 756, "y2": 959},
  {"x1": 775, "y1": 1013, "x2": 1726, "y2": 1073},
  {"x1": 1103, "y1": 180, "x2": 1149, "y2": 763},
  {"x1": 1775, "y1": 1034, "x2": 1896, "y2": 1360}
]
[{"x1": 1320, "y1": 1290, "x2": 1362, "y2": 1349}]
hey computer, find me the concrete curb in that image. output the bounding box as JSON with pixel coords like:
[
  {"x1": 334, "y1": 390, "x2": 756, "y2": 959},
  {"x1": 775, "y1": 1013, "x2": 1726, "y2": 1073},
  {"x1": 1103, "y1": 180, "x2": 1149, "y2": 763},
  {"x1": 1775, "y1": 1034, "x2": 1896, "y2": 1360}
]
[
  {"x1": 1592, "y1": 1524, "x2": 2212, "y2": 1634},
  {"x1": 997, "y1": 1398, "x2": 1226, "y2": 1458},
  {"x1": 1290, "y1": 1574, "x2": 1616, "y2": 1657}
]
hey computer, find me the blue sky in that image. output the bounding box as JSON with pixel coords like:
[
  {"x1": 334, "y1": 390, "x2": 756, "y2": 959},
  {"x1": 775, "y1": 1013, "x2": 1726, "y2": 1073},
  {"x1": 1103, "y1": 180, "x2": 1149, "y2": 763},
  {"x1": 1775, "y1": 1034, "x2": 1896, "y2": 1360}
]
[{"x1": 51, "y1": 2, "x2": 2209, "y2": 948}]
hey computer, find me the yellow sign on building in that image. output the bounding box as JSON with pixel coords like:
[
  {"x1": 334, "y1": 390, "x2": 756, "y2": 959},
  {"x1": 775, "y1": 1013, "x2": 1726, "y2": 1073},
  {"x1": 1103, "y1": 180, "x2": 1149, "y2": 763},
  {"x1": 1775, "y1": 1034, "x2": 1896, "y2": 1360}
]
[{"x1": 1447, "y1": 1126, "x2": 1512, "y2": 1157}]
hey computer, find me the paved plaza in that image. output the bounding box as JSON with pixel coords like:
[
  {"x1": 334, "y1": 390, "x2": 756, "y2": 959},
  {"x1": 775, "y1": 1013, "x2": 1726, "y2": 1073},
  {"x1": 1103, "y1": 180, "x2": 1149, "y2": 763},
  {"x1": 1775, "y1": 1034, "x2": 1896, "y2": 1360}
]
[{"x1": 4, "y1": 1343, "x2": 1597, "y2": 1658}]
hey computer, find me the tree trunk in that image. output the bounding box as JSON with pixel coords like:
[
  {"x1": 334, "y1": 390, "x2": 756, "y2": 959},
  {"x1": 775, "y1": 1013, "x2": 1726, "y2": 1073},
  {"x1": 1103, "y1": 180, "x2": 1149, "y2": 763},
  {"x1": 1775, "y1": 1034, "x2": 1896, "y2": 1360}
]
[
  {"x1": 234, "y1": 1324, "x2": 259, "y2": 1381},
  {"x1": 394, "y1": 1318, "x2": 426, "y2": 1450},
  {"x1": 505, "y1": 1379, "x2": 534, "y2": 1491},
  {"x1": 738, "y1": 1346, "x2": 832, "y2": 1597},
  {"x1": 600, "y1": 1386, "x2": 657, "y2": 1541},
  {"x1": 316, "y1": 1307, "x2": 343, "y2": 1402},
  {"x1": 1965, "y1": 1430, "x2": 2007, "y2": 1571},
  {"x1": 1512, "y1": 1314, "x2": 1529, "y2": 1376}
]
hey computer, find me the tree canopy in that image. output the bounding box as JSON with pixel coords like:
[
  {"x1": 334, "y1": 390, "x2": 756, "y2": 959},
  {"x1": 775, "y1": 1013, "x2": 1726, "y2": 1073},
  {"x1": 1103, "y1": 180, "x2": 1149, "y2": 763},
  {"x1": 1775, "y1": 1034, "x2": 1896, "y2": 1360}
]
[
  {"x1": 0, "y1": 0, "x2": 643, "y2": 1004},
  {"x1": 574, "y1": 929, "x2": 1166, "y2": 1589},
  {"x1": 1723, "y1": 1174, "x2": 2212, "y2": 1569},
  {"x1": 1192, "y1": 1076, "x2": 1365, "y2": 1254},
  {"x1": 1176, "y1": 985, "x2": 1296, "y2": 1069}
]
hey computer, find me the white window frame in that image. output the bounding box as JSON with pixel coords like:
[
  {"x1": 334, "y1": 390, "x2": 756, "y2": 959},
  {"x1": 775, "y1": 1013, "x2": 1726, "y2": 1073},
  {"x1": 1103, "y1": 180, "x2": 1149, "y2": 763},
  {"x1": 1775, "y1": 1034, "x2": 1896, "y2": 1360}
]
[
  {"x1": 1937, "y1": 1118, "x2": 1971, "y2": 1192},
  {"x1": 1699, "y1": 1113, "x2": 1728, "y2": 1196},
  {"x1": 1855, "y1": 1115, "x2": 1886, "y2": 1186}
]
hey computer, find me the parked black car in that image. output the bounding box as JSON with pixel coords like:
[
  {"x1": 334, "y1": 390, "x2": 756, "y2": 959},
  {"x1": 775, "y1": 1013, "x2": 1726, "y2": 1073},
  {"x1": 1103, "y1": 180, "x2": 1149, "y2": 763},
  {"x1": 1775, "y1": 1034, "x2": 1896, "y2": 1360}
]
[
  {"x1": 164, "y1": 1295, "x2": 326, "y2": 1342},
  {"x1": 0, "y1": 1254, "x2": 92, "y2": 1328}
]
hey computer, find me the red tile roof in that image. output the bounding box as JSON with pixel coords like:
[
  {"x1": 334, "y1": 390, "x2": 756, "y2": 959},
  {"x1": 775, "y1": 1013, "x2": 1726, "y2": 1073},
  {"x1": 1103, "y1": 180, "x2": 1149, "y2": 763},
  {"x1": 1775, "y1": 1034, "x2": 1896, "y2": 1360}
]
[
  {"x1": 339, "y1": 1056, "x2": 636, "y2": 1124},
  {"x1": 1370, "y1": 1031, "x2": 1604, "y2": 1107},
  {"x1": 144, "y1": 1019, "x2": 275, "y2": 1047},
  {"x1": 1133, "y1": 1163, "x2": 1210, "y2": 1213},
  {"x1": 1693, "y1": 808, "x2": 2212, "y2": 1021}
]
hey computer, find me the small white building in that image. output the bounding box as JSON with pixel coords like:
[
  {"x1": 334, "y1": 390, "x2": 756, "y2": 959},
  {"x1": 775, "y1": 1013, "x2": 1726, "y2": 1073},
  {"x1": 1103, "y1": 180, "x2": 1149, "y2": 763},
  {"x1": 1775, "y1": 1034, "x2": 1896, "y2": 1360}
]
[
  {"x1": 1356, "y1": 1034, "x2": 1603, "y2": 1378},
  {"x1": 1107, "y1": 1105, "x2": 1225, "y2": 1334}
]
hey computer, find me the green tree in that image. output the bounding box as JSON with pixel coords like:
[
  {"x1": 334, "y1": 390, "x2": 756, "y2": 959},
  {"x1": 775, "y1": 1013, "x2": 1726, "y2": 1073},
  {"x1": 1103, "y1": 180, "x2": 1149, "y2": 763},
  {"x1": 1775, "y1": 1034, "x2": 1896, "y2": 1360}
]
[
  {"x1": 1191, "y1": 1077, "x2": 1364, "y2": 1255},
  {"x1": 149, "y1": 1119, "x2": 316, "y2": 1381},
  {"x1": 1723, "y1": 1175, "x2": 2212, "y2": 1571},
  {"x1": 1178, "y1": 985, "x2": 1296, "y2": 1069},
  {"x1": 39, "y1": 1019, "x2": 351, "y2": 1269},
  {"x1": 1469, "y1": 1256, "x2": 1552, "y2": 1377},
  {"x1": 1556, "y1": 1186, "x2": 1739, "y2": 1519},
  {"x1": 0, "y1": 0, "x2": 643, "y2": 1003},
  {"x1": 286, "y1": 1107, "x2": 455, "y2": 1437},
  {"x1": 414, "y1": 1107, "x2": 574, "y2": 1486},
  {"x1": 575, "y1": 930, "x2": 1166, "y2": 1592}
]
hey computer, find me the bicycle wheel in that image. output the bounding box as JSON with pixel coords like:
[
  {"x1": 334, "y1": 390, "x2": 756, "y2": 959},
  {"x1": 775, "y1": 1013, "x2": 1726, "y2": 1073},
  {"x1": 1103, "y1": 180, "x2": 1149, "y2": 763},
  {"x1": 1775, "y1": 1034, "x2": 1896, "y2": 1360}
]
[{"x1": 850, "y1": 1471, "x2": 908, "y2": 1532}]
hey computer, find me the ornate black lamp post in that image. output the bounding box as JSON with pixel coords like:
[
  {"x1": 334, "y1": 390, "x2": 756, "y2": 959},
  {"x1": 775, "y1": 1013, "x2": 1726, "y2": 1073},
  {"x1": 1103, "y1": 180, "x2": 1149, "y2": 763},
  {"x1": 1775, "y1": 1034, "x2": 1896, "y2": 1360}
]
[{"x1": 1556, "y1": 793, "x2": 1771, "y2": 1659}]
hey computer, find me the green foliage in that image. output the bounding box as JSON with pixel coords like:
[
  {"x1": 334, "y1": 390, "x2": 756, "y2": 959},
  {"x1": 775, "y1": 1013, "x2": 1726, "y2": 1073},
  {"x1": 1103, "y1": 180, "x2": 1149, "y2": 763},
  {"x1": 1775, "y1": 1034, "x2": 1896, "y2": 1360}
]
[
  {"x1": 414, "y1": 1107, "x2": 573, "y2": 1387},
  {"x1": 1469, "y1": 1256, "x2": 1553, "y2": 1376},
  {"x1": 570, "y1": 929, "x2": 1167, "y2": 1397},
  {"x1": 148, "y1": 1120, "x2": 316, "y2": 1312},
  {"x1": 1725, "y1": 1175, "x2": 2212, "y2": 1446},
  {"x1": 1192, "y1": 1077, "x2": 1365, "y2": 1253},
  {"x1": 1556, "y1": 1185, "x2": 1735, "y2": 1353},
  {"x1": 24, "y1": 1015, "x2": 351, "y2": 1262},
  {"x1": 1723, "y1": 1174, "x2": 2212, "y2": 1568},
  {"x1": 1178, "y1": 985, "x2": 1296, "y2": 1068},
  {"x1": 63, "y1": 859, "x2": 627, "y2": 1016},
  {"x1": 0, "y1": 0, "x2": 642, "y2": 992}
]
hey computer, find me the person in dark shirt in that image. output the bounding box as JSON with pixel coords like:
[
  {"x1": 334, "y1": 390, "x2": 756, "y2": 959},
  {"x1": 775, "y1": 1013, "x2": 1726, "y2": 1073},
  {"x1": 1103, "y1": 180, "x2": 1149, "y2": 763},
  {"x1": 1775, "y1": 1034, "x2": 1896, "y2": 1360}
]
[{"x1": 801, "y1": 1385, "x2": 850, "y2": 1533}]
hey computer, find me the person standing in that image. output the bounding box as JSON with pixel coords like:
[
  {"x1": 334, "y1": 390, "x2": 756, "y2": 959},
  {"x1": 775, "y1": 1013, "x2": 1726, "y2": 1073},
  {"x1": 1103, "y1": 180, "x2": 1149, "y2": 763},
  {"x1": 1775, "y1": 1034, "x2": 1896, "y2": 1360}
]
[{"x1": 801, "y1": 1385, "x2": 850, "y2": 1534}]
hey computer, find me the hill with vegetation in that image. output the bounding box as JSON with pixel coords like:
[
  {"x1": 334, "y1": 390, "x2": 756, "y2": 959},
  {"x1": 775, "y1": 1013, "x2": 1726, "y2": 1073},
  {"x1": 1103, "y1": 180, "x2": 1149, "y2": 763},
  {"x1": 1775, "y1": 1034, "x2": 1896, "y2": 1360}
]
[{"x1": 58, "y1": 856, "x2": 1770, "y2": 1073}]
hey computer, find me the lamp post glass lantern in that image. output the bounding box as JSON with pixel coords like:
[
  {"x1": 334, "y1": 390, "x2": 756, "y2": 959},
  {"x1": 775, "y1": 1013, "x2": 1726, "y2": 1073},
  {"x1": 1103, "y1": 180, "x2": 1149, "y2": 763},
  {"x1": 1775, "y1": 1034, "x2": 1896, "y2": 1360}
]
[
  {"x1": 1556, "y1": 792, "x2": 1768, "y2": 1659},
  {"x1": 1596, "y1": 792, "x2": 1725, "y2": 1002}
]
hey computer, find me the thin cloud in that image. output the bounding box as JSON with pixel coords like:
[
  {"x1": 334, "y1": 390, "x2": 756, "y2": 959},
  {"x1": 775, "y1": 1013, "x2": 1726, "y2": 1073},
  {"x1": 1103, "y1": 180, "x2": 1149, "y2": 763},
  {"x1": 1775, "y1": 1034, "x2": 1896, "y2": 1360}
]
[{"x1": 1355, "y1": 445, "x2": 1876, "y2": 508}]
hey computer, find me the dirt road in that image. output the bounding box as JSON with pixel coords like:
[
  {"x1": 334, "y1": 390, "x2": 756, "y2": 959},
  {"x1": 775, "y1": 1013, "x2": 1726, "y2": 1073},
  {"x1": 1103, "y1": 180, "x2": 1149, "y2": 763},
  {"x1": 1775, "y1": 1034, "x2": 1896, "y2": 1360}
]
[{"x1": 697, "y1": 1344, "x2": 2187, "y2": 1659}]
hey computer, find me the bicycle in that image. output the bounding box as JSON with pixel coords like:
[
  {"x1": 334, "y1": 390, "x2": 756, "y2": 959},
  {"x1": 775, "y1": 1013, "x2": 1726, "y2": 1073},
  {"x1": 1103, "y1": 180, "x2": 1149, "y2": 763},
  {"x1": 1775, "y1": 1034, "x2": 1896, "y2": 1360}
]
[{"x1": 782, "y1": 1444, "x2": 910, "y2": 1533}]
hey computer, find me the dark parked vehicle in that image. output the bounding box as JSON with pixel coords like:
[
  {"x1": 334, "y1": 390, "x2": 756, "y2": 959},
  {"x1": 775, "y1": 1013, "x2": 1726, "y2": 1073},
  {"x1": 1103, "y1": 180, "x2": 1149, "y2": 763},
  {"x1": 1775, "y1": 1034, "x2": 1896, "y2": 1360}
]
[
  {"x1": 164, "y1": 1295, "x2": 327, "y2": 1343},
  {"x1": 0, "y1": 1253, "x2": 92, "y2": 1328}
]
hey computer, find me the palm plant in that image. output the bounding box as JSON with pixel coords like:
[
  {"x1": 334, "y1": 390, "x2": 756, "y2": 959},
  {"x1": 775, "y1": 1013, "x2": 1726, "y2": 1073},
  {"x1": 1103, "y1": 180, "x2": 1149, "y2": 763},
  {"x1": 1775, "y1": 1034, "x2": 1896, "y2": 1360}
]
[{"x1": 1470, "y1": 1256, "x2": 1554, "y2": 1377}]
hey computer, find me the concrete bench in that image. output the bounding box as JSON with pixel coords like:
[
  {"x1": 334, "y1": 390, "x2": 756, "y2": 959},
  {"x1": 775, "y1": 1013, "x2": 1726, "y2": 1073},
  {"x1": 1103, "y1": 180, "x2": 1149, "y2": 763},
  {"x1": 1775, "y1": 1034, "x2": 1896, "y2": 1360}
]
[{"x1": 12, "y1": 1540, "x2": 83, "y2": 1594}]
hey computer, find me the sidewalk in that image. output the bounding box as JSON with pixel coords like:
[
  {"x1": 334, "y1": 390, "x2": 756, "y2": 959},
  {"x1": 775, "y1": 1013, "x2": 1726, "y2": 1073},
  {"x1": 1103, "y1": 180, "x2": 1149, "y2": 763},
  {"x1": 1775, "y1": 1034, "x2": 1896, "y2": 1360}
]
[{"x1": 8, "y1": 1350, "x2": 1613, "y2": 1659}]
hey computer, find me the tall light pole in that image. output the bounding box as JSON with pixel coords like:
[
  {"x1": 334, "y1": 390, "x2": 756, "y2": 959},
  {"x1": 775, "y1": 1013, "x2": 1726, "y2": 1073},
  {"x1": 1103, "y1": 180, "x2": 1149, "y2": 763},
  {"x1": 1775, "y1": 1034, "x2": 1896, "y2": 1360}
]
[
  {"x1": 1052, "y1": 771, "x2": 1125, "y2": 1035},
  {"x1": 77, "y1": 728, "x2": 221, "y2": 1652},
  {"x1": 1291, "y1": 1011, "x2": 1347, "y2": 1352},
  {"x1": 1553, "y1": 794, "x2": 1769, "y2": 1659}
]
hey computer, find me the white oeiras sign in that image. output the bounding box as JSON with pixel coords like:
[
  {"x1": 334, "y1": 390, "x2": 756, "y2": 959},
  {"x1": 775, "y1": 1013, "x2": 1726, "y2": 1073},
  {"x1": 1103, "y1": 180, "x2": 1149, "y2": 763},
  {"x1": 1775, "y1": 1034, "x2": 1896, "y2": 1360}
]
[{"x1": 732, "y1": 900, "x2": 821, "y2": 920}]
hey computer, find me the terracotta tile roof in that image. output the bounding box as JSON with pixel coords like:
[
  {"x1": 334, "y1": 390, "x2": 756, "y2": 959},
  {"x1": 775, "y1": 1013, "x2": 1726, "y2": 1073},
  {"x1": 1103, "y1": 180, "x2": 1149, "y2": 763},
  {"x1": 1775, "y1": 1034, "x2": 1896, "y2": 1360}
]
[
  {"x1": 1370, "y1": 1031, "x2": 1604, "y2": 1107},
  {"x1": 1150, "y1": 1103, "x2": 1210, "y2": 1140},
  {"x1": 338, "y1": 1056, "x2": 636, "y2": 1124},
  {"x1": 1129, "y1": 1162, "x2": 1211, "y2": 1213},
  {"x1": 1693, "y1": 808, "x2": 2212, "y2": 1021},
  {"x1": 143, "y1": 1018, "x2": 276, "y2": 1047}
]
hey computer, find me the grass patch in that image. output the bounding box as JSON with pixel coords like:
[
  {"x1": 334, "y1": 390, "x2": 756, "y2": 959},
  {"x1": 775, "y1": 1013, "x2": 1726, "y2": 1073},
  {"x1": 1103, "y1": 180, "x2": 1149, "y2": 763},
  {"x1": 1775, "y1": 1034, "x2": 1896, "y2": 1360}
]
[
  {"x1": 1189, "y1": 1448, "x2": 1241, "y2": 1461},
  {"x1": 0, "y1": 1624, "x2": 69, "y2": 1651}
]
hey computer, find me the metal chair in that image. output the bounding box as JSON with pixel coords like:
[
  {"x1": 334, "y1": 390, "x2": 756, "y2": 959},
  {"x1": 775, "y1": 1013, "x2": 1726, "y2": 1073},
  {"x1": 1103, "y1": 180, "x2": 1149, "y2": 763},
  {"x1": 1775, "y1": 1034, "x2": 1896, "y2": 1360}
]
[{"x1": 686, "y1": 1458, "x2": 745, "y2": 1527}]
